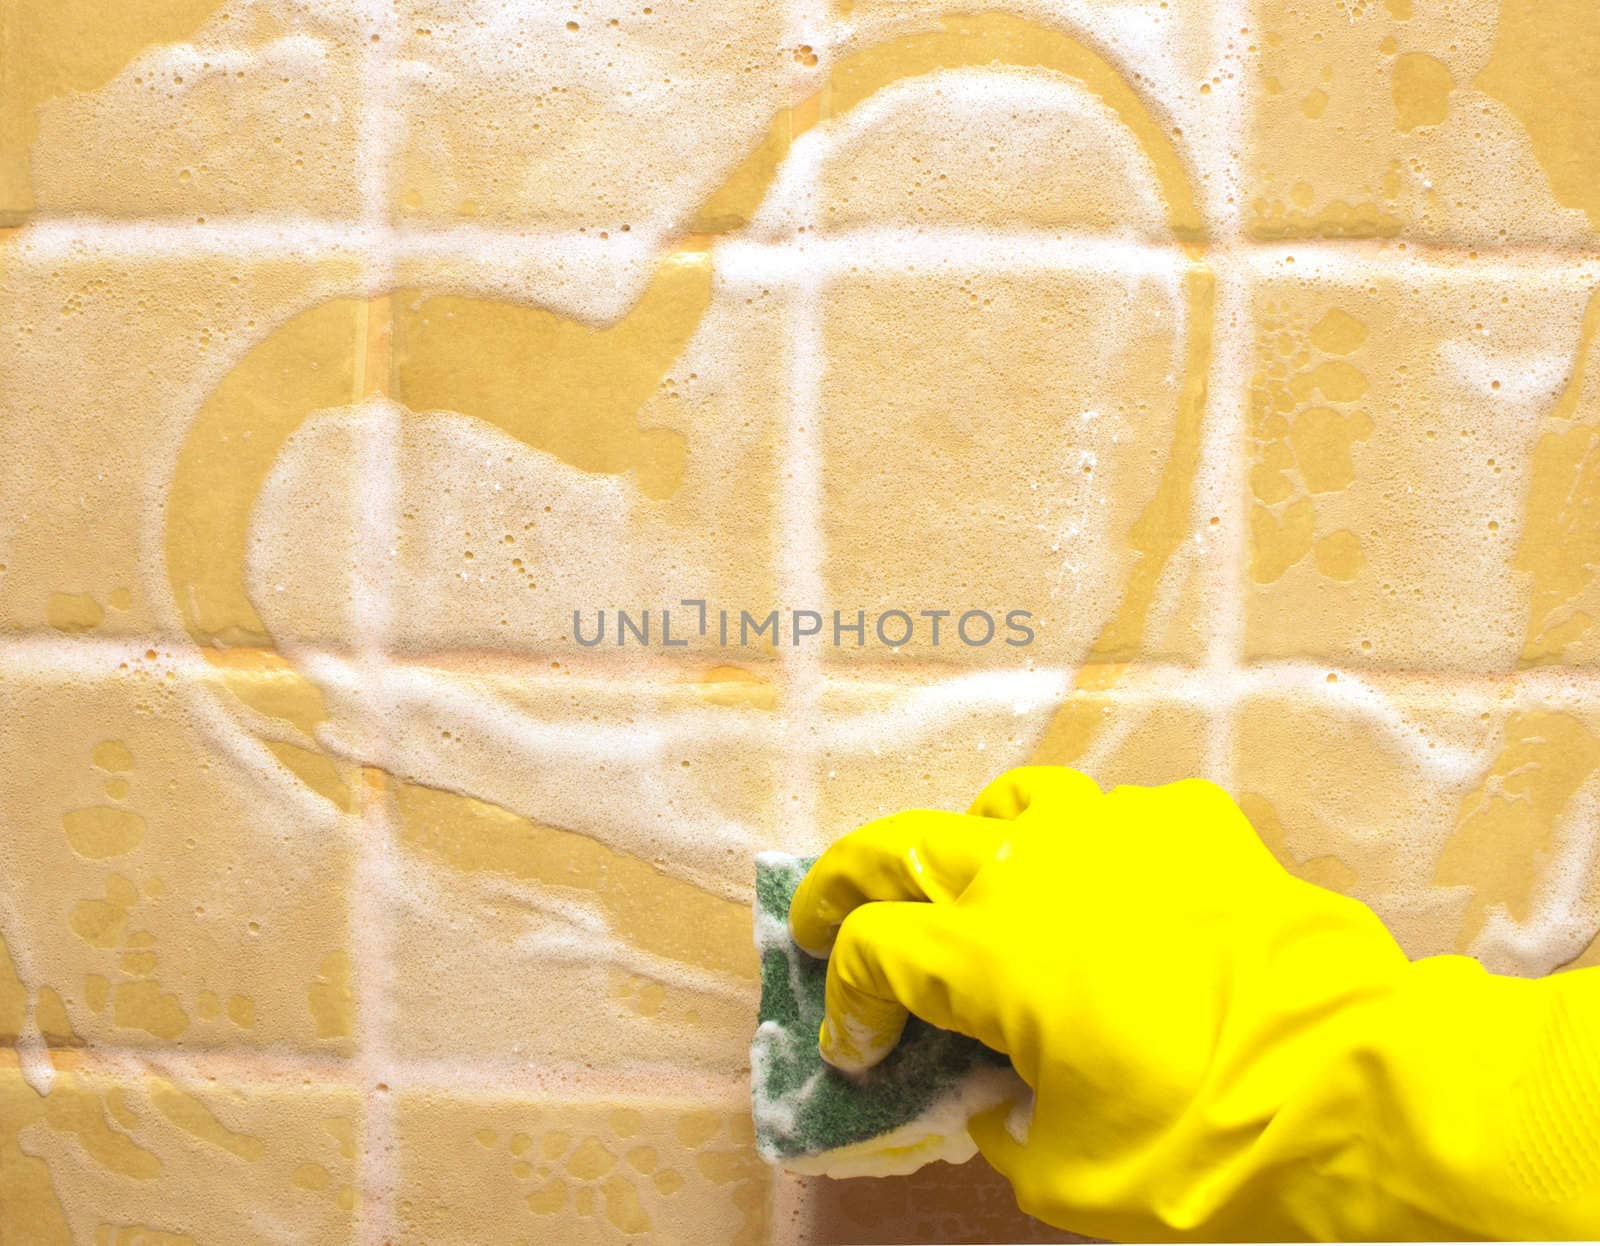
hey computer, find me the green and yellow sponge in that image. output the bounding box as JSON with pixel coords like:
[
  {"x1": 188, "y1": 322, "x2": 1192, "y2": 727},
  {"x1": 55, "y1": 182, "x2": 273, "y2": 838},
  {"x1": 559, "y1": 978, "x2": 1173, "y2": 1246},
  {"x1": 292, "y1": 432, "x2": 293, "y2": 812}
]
[{"x1": 750, "y1": 852, "x2": 1024, "y2": 1178}]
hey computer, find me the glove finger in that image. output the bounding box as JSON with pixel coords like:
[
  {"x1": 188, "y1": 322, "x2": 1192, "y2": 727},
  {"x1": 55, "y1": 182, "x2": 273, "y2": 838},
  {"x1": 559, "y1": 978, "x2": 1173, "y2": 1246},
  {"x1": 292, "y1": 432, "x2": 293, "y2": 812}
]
[
  {"x1": 789, "y1": 809, "x2": 1007, "y2": 957},
  {"x1": 819, "y1": 899, "x2": 995, "y2": 1073},
  {"x1": 966, "y1": 765, "x2": 1101, "y2": 821}
]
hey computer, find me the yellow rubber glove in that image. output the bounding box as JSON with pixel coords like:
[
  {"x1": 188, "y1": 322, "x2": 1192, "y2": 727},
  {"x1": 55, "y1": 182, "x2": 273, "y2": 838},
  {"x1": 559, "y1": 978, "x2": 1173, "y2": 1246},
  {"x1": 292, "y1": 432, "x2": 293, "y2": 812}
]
[{"x1": 789, "y1": 766, "x2": 1600, "y2": 1241}]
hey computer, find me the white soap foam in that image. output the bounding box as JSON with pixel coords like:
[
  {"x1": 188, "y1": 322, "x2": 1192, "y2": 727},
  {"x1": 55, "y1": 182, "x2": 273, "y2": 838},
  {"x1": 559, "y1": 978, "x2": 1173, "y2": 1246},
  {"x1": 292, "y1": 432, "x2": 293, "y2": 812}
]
[
  {"x1": 768, "y1": 1060, "x2": 1031, "y2": 1179},
  {"x1": 1472, "y1": 777, "x2": 1600, "y2": 977},
  {"x1": 0, "y1": 888, "x2": 56, "y2": 1097},
  {"x1": 34, "y1": 0, "x2": 378, "y2": 219},
  {"x1": 748, "y1": 66, "x2": 1168, "y2": 239},
  {"x1": 391, "y1": 0, "x2": 793, "y2": 243}
]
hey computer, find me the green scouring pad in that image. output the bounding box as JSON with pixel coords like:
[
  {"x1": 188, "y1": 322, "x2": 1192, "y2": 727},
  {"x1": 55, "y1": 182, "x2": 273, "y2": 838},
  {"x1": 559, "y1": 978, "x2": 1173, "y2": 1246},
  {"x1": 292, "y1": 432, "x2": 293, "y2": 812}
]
[{"x1": 750, "y1": 852, "x2": 1023, "y2": 1178}]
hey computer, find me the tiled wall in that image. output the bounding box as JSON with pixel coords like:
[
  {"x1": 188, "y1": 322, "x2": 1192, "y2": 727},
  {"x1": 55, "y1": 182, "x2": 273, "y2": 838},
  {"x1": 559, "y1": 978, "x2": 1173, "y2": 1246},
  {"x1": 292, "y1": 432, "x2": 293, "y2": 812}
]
[{"x1": 2, "y1": 0, "x2": 1598, "y2": 1242}]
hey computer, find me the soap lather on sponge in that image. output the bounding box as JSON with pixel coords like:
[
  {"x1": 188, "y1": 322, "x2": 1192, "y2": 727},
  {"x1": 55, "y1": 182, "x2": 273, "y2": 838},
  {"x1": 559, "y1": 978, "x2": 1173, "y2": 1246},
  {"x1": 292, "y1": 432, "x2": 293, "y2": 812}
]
[{"x1": 750, "y1": 852, "x2": 1027, "y2": 1178}]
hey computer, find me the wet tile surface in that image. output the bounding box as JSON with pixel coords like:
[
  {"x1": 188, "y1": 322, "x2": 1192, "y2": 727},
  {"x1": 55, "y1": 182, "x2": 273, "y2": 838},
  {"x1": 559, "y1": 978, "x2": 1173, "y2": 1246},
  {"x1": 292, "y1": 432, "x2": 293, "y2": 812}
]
[
  {"x1": 1241, "y1": 258, "x2": 1600, "y2": 670},
  {"x1": 1242, "y1": 0, "x2": 1600, "y2": 245}
]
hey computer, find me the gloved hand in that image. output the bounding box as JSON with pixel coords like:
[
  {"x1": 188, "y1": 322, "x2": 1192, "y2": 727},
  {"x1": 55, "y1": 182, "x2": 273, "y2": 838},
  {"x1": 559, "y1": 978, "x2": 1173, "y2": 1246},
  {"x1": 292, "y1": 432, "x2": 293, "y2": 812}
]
[{"x1": 789, "y1": 766, "x2": 1600, "y2": 1241}]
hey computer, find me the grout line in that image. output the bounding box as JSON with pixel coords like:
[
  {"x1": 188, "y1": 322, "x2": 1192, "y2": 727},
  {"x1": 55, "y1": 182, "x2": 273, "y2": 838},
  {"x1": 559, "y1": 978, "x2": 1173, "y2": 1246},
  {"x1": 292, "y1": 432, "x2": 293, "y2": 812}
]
[
  {"x1": 1, "y1": 1044, "x2": 752, "y2": 1103},
  {"x1": 775, "y1": 0, "x2": 829, "y2": 869},
  {"x1": 772, "y1": 6, "x2": 826, "y2": 1239},
  {"x1": 1199, "y1": 0, "x2": 1248, "y2": 247},
  {"x1": 353, "y1": 4, "x2": 399, "y2": 1241},
  {"x1": 1209, "y1": 0, "x2": 1253, "y2": 790},
  {"x1": 356, "y1": 9, "x2": 396, "y2": 239},
  {"x1": 776, "y1": 233, "x2": 828, "y2": 859},
  {"x1": 352, "y1": 771, "x2": 397, "y2": 1245},
  {"x1": 718, "y1": 228, "x2": 1195, "y2": 276},
  {"x1": 357, "y1": 1056, "x2": 755, "y2": 1104},
  {"x1": 5, "y1": 214, "x2": 1598, "y2": 274},
  {"x1": 1234, "y1": 241, "x2": 1600, "y2": 282},
  {"x1": 1200, "y1": 258, "x2": 1251, "y2": 787},
  {"x1": 1203, "y1": 0, "x2": 1260, "y2": 780},
  {"x1": 7, "y1": 638, "x2": 1600, "y2": 703}
]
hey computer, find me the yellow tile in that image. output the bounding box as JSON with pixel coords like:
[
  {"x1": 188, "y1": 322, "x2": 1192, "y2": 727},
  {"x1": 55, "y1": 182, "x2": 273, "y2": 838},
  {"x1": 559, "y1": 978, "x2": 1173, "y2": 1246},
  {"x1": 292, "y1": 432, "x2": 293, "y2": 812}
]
[
  {"x1": 0, "y1": 247, "x2": 366, "y2": 647},
  {"x1": 0, "y1": 1053, "x2": 360, "y2": 1245},
  {"x1": 1233, "y1": 677, "x2": 1600, "y2": 975},
  {"x1": 0, "y1": 1, "x2": 368, "y2": 221},
  {"x1": 1242, "y1": 264, "x2": 1600, "y2": 669},
  {"x1": 1243, "y1": 0, "x2": 1600, "y2": 243},
  {"x1": 819, "y1": 259, "x2": 1212, "y2": 668},
  {"x1": 391, "y1": 0, "x2": 792, "y2": 231},
  {"x1": 392, "y1": 2, "x2": 1229, "y2": 242},
  {"x1": 0, "y1": 665, "x2": 359, "y2": 1053},
  {"x1": 385, "y1": 251, "x2": 786, "y2": 665},
  {"x1": 806, "y1": 5, "x2": 1220, "y2": 242},
  {"x1": 812, "y1": 67, "x2": 1167, "y2": 237},
  {"x1": 378, "y1": 671, "x2": 779, "y2": 1067},
  {"x1": 816, "y1": 673, "x2": 1214, "y2": 841},
  {"x1": 394, "y1": 1088, "x2": 769, "y2": 1245},
  {"x1": 0, "y1": 243, "x2": 772, "y2": 661}
]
